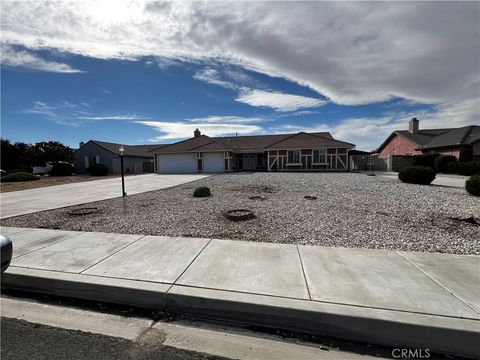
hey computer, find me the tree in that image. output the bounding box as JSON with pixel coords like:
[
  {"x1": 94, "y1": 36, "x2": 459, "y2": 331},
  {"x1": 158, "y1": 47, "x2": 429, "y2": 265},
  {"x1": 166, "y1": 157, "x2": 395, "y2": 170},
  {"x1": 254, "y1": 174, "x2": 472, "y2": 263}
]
[{"x1": 33, "y1": 141, "x2": 73, "y2": 164}]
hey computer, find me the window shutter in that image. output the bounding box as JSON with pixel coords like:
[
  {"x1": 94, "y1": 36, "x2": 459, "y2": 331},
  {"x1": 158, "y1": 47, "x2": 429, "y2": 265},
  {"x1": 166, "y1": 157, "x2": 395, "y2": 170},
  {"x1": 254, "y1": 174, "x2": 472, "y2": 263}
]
[
  {"x1": 96, "y1": 155, "x2": 100, "y2": 163},
  {"x1": 84, "y1": 156, "x2": 89, "y2": 168}
]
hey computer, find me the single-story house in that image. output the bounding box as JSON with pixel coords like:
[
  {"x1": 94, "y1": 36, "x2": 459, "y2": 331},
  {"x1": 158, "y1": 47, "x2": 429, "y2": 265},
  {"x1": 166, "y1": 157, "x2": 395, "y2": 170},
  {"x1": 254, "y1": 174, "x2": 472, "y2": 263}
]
[
  {"x1": 149, "y1": 129, "x2": 355, "y2": 173},
  {"x1": 74, "y1": 140, "x2": 165, "y2": 174},
  {"x1": 377, "y1": 118, "x2": 480, "y2": 160}
]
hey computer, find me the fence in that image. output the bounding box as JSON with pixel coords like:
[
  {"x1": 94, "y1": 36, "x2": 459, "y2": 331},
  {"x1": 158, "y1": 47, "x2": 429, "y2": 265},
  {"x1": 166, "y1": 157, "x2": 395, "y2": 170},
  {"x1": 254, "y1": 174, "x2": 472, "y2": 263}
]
[{"x1": 349, "y1": 155, "x2": 388, "y2": 172}]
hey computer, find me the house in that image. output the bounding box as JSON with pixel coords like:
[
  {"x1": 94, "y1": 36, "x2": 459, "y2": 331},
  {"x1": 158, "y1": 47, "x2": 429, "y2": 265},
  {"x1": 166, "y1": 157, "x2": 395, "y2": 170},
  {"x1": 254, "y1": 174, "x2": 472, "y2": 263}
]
[
  {"x1": 149, "y1": 129, "x2": 355, "y2": 173},
  {"x1": 377, "y1": 118, "x2": 480, "y2": 160},
  {"x1": 73, "y1": 140, "x2": 165, "y2": 174}
]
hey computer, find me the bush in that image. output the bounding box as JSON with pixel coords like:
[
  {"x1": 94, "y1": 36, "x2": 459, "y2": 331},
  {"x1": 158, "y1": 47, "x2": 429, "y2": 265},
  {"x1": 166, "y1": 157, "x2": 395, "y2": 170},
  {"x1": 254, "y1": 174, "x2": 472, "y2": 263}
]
[
  {"x1": 434, "y1": 155, "x2": 457, "y2": 173},
  {"x1": 413, "y1": 153, "x2": 440, "y2": 170},
  {"x1": 465, "y1": 175, "x2": 480, "y2": 197},
  {"x1": 455, "y1": 161, "x2": 480, "y2": 176},
  {"x1": 87, "y1": 164, "x2": 108, "y2": 176},
  {"x1": 1, "y1": 172, "x2": 40, "y2": 182},
  {"x1": 50, "y1": 163, "x2": 75, "y2": 176},
  {"x1": 398, "y1": 166, "x2": 436, "y2": 185},
  {"x1": 193, "y1": 186, "x2": 211, "y2": 197}
]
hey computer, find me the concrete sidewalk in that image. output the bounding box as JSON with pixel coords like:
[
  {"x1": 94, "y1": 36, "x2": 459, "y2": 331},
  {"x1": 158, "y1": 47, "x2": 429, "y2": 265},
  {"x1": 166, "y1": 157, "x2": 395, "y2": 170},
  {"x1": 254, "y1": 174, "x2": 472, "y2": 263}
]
[
  {"x1": 372, "y1": 172, "x2": 468, "y2": 188},
  {"x1": 0, "y1": 174, "x2": 209, "y2": 219},
  {"x1": 1, "y1": 226, "x2": 479, "y2": 357}
]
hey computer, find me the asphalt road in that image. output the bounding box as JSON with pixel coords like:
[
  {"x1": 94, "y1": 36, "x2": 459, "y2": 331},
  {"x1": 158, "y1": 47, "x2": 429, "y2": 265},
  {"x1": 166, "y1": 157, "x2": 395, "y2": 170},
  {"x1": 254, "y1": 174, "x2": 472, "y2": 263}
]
[{"x1": 1, "y1": 317, "x2": 227, "y2": 360}]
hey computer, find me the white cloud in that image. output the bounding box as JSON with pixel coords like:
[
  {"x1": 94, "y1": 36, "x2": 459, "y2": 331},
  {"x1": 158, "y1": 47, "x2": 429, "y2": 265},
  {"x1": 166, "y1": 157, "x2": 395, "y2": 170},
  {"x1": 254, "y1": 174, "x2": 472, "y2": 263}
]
[
  {"x1": 1, "y1": 45, "x2": 83, "y2": 73},
  {"x1": 193, "y1": 68, "x2": 239, "y2": 91},
  {"x1": 136, "y1": 121, "x2": 263, "y2": 141},
  {"x1": 78, "y1": 115, "x2": 145, "y2": 121},
  {"x1": 236, "y1": 89, "x2": 327, "y2": 112},
  {"x1": 1, "y1": 1, "x2": 478, "y2": 108},
  {"x1": 187, "y1": 115, "x2": 267, "y2": 124}
]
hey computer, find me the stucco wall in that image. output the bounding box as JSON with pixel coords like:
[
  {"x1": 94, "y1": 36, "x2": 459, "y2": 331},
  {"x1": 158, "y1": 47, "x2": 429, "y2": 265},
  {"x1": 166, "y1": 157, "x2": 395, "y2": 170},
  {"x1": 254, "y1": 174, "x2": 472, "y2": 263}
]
[
  {"x1": 379, "y1": 134, "x2": 421, "y2": 158},
  {"x1": 73, "y1": 142, "x2": 114, "y2": 174},
  {"x1": 112, "y1": 156, "x2": 153, "y2": 174}
]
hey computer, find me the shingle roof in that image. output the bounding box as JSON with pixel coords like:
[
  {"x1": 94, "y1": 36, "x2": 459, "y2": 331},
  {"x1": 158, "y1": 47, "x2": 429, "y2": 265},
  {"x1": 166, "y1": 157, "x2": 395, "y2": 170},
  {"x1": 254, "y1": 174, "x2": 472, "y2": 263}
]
[
  {"x1": 419, "y1": 126, "x2": 480, "y2": 149},
  {"x1": 265, "y1": 132, "x2": 355, "y2": 149},
  {"x1": 377, "y1": 125, "x2": 480, "y2": 152},
  {"x1": 82, "y1": 140, "x2": 166, "y2": 157},
  {"x1": 150, "y1": 131, "x2": 354, "y2": 154}
]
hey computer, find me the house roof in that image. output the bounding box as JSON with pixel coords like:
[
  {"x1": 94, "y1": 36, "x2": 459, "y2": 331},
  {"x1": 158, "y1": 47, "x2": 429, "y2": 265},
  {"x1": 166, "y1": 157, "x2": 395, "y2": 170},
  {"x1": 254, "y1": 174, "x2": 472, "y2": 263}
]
[
  {"x1": 79, "y1": 140, "x2": 166, "y2": 157},
  {"x1": 376, "y1": 125, "x2": 480, "y2": 152},
  {"x1": 150, "y1": 131, "x2": 354, "y2": 154}
]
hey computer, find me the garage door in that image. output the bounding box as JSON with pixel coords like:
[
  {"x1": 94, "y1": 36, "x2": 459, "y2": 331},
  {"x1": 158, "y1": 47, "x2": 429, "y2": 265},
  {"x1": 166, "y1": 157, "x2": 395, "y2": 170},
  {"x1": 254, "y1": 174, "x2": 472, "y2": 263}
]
[
  {"x1": 158, "y1": 153, "x2": 197, "y2": 173},
  {"x1": 203, "y1": 152, "x2": 224, "y2": 173}
]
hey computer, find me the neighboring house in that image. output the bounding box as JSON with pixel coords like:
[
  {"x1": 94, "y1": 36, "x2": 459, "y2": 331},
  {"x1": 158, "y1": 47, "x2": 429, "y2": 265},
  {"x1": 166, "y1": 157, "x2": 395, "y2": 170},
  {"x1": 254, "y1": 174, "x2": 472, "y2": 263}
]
[
  {"x1": 149, "y1": 129, "x2": 355, "y2": 173},
  {"x1": 73, "y1": 140, "x2": 165, "y2": 174},
  {"x1": 377, "y1": 118, "x2": 480, "y2": 160}
]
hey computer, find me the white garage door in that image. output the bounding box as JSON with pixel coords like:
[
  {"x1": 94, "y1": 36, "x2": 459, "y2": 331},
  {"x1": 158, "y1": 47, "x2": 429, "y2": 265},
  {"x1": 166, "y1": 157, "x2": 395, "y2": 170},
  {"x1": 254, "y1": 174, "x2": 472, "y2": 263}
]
[
  {"x1": 203, "y1": 152, "x2": 224, "y2": 173},
  {"x1": 158, "y1": 153, "x2": 197, "y2": 173}
]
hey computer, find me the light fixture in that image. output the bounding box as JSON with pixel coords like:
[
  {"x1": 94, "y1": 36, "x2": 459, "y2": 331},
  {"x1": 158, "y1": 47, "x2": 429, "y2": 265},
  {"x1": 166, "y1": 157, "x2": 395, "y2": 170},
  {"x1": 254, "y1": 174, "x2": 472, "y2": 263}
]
[{"x1": 119, "y1": 145, "x2": 125, "y2": 155}]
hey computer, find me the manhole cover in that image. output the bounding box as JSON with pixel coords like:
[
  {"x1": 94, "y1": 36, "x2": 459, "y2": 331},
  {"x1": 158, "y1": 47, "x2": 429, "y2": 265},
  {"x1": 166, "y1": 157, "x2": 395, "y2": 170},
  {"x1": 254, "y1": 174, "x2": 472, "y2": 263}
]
[
  {"x1": 68, "y1": 207, "x2": 99, "y2": 216},
  {"x1": 304, "y1": 195, "x2": 317, "y2": 200},
  {"x1": 223, "y1": 209, "x2": 256, "y2": 221}
]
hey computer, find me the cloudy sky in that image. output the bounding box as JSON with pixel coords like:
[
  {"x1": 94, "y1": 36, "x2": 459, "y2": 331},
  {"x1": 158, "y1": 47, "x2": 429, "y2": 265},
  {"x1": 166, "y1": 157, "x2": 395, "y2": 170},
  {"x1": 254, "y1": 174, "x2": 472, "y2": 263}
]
[{"x1": 1, "y1": 1, "x2": 479, "y2": 150}]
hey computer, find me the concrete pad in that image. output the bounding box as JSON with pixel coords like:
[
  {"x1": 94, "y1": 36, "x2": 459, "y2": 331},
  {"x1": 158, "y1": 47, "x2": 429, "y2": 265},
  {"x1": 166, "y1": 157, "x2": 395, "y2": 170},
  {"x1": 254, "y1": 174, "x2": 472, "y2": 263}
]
[
  {"x1": 0, "y1": 173, "x2": 209, "y2": 219},
  {"x1": 0, "y1": 226, "x2": 31, "y2": 236},
  {"x1": 1, "y1": 297, "x2": 153, "y2": 341},
  {"x1": 298, "y1": 246, "x2": 479, "y2": 319},
  {"x1": 12, "y1": 232, "x2": 143, "y2": 273},
  {"x1": 177, "y1": 239, "x2": 309, "y2": 299},
  {"x1": 7, "y1": 228, "x2": 81, "y2": 258},
  {"x1": 84, "y1": 235, "x2": 210, "y2": 283},
  {"x1": 399, "y1": 251, "x2": 480, "y2": 314}
]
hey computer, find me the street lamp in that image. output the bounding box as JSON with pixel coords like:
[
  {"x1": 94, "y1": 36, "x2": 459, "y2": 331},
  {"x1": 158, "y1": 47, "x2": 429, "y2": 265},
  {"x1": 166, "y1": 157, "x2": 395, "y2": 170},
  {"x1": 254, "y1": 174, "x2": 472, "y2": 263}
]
[{"x1": 119, "y1": 145, "x2": 126, "y2": 197}]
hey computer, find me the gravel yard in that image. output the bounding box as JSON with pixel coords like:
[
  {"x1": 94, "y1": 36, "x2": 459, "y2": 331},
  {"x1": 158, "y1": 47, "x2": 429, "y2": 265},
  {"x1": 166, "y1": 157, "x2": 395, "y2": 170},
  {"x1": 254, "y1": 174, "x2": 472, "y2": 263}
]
[{"x1": 2, "y1": 172, "x2": 479, "y2": 254}]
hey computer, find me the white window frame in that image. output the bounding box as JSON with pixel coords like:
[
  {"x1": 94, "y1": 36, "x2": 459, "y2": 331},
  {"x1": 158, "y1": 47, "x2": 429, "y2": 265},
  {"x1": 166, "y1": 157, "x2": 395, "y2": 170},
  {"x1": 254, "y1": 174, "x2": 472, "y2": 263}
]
[
  {"x1": 286, "y1": 150, "x2": 301, "y2": 165},
  {"x1": 312, "y1": 149, "x2": 328, "y2": 164}
]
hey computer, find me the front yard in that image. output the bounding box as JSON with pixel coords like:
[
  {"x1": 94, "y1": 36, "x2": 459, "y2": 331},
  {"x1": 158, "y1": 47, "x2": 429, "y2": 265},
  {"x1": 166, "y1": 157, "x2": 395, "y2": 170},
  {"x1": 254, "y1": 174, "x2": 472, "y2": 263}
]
[{"x1": 2, "y1": 173, "x2": 478, "y2": 254}]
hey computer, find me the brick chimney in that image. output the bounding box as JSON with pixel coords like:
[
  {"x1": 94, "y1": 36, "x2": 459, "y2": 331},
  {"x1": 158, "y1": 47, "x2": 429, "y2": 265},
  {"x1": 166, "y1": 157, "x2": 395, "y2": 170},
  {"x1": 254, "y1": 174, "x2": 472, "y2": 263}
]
[
  {"x1": 408, "y1": 117, "x2": 419, "y2": 134},
  {"x1": 194, "y1": 128, "x2": 201, "y2": 138}
]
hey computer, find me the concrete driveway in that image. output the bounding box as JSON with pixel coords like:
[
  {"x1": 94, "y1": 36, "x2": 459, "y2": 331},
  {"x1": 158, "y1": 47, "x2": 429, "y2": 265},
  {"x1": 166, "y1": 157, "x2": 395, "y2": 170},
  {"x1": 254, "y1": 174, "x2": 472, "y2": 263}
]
[{"x1": 0, "y1": 174, "x2": 209, "y2": 219}]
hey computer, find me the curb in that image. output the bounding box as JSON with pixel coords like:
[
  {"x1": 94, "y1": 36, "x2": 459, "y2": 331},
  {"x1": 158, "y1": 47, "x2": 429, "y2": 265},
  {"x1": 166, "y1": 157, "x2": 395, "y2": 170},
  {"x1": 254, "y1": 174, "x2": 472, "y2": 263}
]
[{"x1": 2, "y1": 267, "x2": 479, "y2": 358}]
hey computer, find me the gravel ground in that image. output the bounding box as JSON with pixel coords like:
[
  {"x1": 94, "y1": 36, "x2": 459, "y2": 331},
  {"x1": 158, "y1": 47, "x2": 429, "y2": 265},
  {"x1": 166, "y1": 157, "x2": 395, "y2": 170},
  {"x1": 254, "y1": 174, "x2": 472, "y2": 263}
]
[{"x1": 2, "y1": 172, "x2": 479, "y2": 254}]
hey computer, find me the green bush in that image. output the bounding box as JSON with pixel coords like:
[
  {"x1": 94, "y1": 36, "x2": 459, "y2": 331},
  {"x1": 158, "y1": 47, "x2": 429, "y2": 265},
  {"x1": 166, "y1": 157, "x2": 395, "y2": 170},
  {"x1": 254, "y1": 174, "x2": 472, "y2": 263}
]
[
  {"x1": 1, "y1": 172, "x2": 40, "y2": 182},
  {"x1": 87, "y1": 164, "x2": 108, "y2": 176},
  {"x1": 465, "y1": 175, "x2": 480, "y2": 197},
  {"x1": 193, "y1": 186, "x2": 211, "y2": 197},
  {"x1": 50, "y1": 163, "x2": 75, "y2": 176},
  {"x1": 434, "y1": 155, "x2": 457, "y2": 173},
  {"x1": 455, "y1": 161, "x2": 480, "y2": 176},
  {"x1": 398, "y1": 166, "x2": 436, "y2": 185},
  {"x1": 413, "y1": 154, "x2": 440, "y2": 170}
]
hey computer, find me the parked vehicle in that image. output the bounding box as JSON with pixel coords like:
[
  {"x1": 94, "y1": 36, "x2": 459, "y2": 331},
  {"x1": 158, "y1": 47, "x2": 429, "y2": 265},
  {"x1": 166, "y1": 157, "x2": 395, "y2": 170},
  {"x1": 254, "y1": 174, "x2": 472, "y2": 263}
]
[{"x1": 1, "y1": 235, "x2": 13, "y2": 273}]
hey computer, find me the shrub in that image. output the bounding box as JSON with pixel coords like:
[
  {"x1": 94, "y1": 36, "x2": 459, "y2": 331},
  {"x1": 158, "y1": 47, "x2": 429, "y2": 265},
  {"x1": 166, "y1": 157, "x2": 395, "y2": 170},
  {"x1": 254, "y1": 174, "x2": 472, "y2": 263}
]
[
  {"x1": 465, "y1": 175, "x2": 480, "y2": 197},
  {"x1": 455, "y1": 161, "x2": 480, "y2": 176},
  {"x1": 434, "y1": 155, "x2": 457, "y2": 173},
  {"x1": 413, "y1": 153, "x2": 440, "y2": 170},
  {"x1": 50, "y1": 163, "x2": 75, "y2": 176},
  {"x1": 87, "y1": 164, "x2": 108, "y2": 176},
  {"x1": 193, "y1": 186, "x2": 211, "y2": 197},
  {"x1": 1, "y1": 172, "x2": 40, "y2": 182},
  {"x1": 398, "y1": 166, "x2": 436, "y2": 185}
]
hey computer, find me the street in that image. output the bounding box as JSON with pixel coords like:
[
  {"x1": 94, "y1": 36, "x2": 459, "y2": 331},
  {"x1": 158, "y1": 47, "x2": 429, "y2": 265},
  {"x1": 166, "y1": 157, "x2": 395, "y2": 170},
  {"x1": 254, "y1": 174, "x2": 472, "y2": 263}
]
[{"x1": 1, "y1": 317, "x2": 225, "y2": 360}]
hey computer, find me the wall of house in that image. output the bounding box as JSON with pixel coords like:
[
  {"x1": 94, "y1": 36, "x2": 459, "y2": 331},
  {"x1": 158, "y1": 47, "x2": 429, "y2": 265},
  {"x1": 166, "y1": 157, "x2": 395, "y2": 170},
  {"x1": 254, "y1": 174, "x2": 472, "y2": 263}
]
[
  {"x1": 73, "y1": 142, "x2": 114, "y2": 174},
  {"x1": 268, "y1": 148, "x2": 348, "y2": 171},
  {"x1": 471, "y1": 142, "x2": 480, "y2": 156},
  {"x1": 378, "y1": 134, "x2": 421, "y2": 158},
  {"x1": 112, "y1": 156, "x2": 153, "y2": 174}
]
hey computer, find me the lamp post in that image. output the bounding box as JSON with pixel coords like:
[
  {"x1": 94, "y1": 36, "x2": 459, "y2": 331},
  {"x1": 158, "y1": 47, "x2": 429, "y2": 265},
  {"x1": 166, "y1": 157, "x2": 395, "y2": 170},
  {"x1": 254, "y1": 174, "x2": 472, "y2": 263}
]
[{"x1": 119, "y1": 145, "x2": 126, "y2": 197}]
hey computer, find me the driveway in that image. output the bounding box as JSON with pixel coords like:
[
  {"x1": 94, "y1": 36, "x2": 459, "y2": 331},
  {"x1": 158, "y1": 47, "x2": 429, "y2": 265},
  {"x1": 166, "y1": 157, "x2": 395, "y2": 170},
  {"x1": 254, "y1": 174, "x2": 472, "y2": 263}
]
[
  {"x1": 374, "y1": 172, "x2": 468, "y2": 188},
  {"x1": 0, "y1": 174, "x2": 209, "y2": 219}
]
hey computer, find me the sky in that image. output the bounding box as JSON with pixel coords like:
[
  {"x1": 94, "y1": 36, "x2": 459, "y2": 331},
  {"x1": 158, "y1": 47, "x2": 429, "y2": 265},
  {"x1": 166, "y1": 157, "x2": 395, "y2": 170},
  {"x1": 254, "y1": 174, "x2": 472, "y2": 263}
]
[{"x1": 1, "y1": 1, "x2": 479, "y2": 151}]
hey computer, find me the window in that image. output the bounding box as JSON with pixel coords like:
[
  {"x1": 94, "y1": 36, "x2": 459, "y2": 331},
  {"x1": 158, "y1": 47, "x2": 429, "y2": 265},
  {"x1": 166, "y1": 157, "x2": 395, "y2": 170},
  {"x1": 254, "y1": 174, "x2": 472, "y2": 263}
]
[
  {"x1": 88, "y1": 156, "x2": 97, "y2": 166},
  {"x1": 287, "y1": 150, "x2": 300, "y2": 164},
  {"x1": 313, "y1": 149, "x2": 327, "y2": 163},
  {"x1": 196, "y1": 152, "x2": 203, "y2": 159}
]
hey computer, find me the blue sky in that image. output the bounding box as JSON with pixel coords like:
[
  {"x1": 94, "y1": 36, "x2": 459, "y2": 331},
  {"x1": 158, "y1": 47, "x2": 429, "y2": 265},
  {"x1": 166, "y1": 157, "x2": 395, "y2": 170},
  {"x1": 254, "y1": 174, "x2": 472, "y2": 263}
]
[{"x1": 1, "y1": 2, "x2": 478, "y2": 150}]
